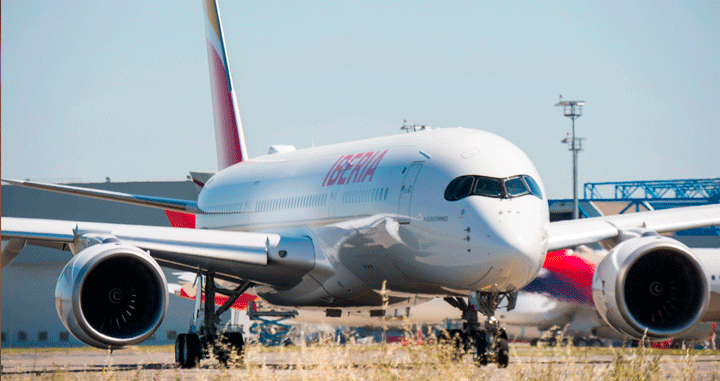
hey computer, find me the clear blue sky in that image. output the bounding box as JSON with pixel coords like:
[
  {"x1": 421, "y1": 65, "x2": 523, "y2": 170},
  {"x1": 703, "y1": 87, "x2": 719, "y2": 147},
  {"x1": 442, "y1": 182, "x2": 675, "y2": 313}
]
[{"x1": 2, "y1": 1, "x2": 719, "y2": 199}]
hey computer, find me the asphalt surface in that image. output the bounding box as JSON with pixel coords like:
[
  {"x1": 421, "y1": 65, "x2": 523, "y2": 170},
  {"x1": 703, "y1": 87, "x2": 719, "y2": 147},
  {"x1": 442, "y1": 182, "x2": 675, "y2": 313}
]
[{"x1": 2, "y1": 345, "x2": 720, "y2": 380}]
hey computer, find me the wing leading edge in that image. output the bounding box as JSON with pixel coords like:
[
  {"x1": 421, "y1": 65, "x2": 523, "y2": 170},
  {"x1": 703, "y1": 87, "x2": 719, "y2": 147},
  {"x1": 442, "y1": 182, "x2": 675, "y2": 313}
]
[
  {"x1": 548, "y1": 204, "x2": 720, "y2": 251},
  {"x1": 2, "y1": 216, "x2": 267, "y2": 267}
]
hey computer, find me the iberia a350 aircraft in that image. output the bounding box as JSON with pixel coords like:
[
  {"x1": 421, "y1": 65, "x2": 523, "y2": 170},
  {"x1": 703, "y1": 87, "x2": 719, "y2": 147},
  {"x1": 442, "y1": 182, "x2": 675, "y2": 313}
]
[{"x1": 2, "y1": 0, "x2": 720, "y2": 368}]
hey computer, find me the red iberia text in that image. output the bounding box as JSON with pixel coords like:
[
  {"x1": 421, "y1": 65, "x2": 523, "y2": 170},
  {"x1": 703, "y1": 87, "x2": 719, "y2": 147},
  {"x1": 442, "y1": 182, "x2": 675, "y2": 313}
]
[{"x1": 322, "y1": 149, "x2": 388, "y2": 186}]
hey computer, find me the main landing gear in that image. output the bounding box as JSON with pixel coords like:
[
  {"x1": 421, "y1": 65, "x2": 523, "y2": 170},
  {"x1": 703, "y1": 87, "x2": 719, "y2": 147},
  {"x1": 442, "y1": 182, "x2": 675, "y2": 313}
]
[
  {"x1": 442, "y1": 291, "x2": 517, "y2": 368},
  {"x1": 175, "y1": 271, "x2": 254, "y2": 368}
]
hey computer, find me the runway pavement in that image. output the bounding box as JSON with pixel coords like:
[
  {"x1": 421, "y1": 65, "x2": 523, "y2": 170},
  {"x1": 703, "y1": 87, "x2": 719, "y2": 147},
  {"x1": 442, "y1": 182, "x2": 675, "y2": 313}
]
[{"x1": 2, "y1": 344, "x2": 720, "y2": 380}]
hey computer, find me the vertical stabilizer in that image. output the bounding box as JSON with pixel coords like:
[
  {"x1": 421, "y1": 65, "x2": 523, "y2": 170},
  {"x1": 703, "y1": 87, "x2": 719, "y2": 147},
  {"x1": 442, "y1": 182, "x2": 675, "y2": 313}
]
[{"x1": 203, "y1": 0, "x2": 248, "y2": 169}]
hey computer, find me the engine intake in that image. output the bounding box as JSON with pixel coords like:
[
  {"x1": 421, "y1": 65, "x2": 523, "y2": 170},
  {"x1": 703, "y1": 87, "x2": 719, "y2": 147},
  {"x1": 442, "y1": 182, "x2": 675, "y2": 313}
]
[
  {"x1": 592, "y1": 235, "x2": 709, "y2": 340},
  {"x1": 56, "y1": 243, "x2": 168, "y2": 349}
]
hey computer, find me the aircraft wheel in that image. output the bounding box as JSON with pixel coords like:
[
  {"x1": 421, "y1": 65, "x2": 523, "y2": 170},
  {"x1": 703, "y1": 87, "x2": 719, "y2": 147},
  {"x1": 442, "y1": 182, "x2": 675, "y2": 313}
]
[
  {"x1": 450, "y1": 329, "x2": 465, "y2": 361},
  {"x1": 473, "y1": 331, "x2": 488, "y2": 366},
  {"x1": 437, "y1": 329, "x2": 464, "y2": 361},
  {"x1": 183, "y1": 333, "x2": 201, "y2": 368},
  {"x1": 175, "y1": 333, "x2": 187, "y2": 367},
  {"x1": 221, "y1": 332, "x2": 245, "y2": 366},
  {"x1": 496, "y1": 338, "x2": 509, "y2": 368}
]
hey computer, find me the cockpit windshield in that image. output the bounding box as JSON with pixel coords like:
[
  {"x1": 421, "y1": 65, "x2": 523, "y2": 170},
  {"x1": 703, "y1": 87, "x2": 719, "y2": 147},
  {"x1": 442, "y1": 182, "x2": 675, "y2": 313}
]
[
  {"x1": 444, "y1": 175, "x2": 543, "y2": 201},
  {"x1": 474, "y1": 177, "x2": 504, "y2": 198}
]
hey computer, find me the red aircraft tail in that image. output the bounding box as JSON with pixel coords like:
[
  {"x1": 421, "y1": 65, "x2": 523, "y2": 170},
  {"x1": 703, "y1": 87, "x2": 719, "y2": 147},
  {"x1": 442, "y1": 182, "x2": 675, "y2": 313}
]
[{"x1": 204, "y1": 0, "x2": 248, "y2": 169}]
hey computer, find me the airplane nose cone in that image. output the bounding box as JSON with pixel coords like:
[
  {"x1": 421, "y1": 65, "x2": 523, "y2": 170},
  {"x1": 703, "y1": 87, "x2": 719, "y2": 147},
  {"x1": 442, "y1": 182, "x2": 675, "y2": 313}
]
[{"x1": 468, "y1": 197, "x2": 548, "y2": 290}]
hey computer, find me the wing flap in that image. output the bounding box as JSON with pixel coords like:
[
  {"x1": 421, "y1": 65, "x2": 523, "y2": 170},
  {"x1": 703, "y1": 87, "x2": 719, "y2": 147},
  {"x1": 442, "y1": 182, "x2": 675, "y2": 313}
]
[{"x1": 548, "y1": 204, "x2": 720, "y2": 251}]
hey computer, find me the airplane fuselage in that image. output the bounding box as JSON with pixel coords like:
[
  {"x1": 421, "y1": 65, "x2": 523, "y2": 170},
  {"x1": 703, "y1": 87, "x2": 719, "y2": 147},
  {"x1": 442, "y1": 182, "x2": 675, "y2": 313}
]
[{"x1": 196, "y1": 128, "x2": 549, "y2": 308}]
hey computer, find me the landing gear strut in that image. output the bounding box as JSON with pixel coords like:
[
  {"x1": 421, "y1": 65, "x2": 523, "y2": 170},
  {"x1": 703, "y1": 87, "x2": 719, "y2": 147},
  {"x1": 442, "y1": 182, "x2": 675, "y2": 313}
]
[
  {"x1": 443, "y1": 291, "x2": 517, "y2": 368},
  {"x1": 175, "y1": 271, "x2": 254, "y2": 368}
]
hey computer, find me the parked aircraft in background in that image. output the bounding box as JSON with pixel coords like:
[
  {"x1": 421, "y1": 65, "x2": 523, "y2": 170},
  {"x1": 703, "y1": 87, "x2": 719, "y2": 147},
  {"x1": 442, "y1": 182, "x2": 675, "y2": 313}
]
[
  {"x1": 2, "y1": 0, "x2": 720, "y2": 369},
  {"x1": 521, "y1": 247, "x2": 720, "y2": 346}
]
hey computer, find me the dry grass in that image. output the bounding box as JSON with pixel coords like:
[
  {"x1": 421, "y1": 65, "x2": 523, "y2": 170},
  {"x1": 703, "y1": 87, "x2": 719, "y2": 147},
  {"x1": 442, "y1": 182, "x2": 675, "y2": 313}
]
[{"x1": 2, "y1": 342, "x2": 720, "y2": 380}]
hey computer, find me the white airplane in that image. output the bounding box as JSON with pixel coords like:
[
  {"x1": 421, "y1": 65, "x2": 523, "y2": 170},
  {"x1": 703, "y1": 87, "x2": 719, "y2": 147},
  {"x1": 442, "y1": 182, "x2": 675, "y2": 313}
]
[{"x1": 2, "y1": 0, "x2": 720, "y2": 369}]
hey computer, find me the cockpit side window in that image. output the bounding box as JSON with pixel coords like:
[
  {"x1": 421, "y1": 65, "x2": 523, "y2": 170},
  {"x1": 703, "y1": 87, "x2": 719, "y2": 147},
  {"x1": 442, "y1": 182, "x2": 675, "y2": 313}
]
[
  {"x1": 457, "y1": 177, "x2": 475, "y2": 199},
  {"x1": 444, "y1": 174, "x2": 543, "y2": 201},
  {"x1": 443, "y1": 177, "x2": 464, "y2": 201},
  {"x1": 522, "y1": 175, "x2": 543, "y2": 199},
  {"x1": 445, "y1": 176, "x2": 476, "y2": 201}
]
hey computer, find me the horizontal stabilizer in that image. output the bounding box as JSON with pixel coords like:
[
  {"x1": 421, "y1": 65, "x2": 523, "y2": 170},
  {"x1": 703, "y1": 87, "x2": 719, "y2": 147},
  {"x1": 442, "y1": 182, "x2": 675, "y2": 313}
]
[{"x1": 189, "y1": 171, "x2": 215, "y2": 192}]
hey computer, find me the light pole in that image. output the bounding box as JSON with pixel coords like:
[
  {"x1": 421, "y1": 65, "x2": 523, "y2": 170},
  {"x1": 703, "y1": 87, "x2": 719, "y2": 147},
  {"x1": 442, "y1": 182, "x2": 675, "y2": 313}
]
[{"x1": 556, "y1": 96, "x2": 585, "y2": 220}]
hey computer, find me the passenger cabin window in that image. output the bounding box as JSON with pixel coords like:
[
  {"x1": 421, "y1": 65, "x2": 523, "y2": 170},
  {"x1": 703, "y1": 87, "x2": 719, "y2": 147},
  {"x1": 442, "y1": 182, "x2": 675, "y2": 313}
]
[{"x1": 444, "y1": 175, "x2": 543, "y2": 201}]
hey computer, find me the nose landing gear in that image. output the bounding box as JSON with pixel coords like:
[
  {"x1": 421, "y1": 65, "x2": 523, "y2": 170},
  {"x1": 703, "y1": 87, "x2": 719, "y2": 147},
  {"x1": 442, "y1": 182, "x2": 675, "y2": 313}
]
[{"x1": 443, "y1": 291, "x2": 517, "y2": 368}]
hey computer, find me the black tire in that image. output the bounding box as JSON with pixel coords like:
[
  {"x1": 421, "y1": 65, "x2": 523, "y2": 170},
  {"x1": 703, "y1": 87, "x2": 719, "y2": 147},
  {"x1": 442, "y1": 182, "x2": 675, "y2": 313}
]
[
  {"x1": 175, "y1": 333, "x2": 187, "y2": 367},
  {"x1": 184, "y1": 333, "x2": 202, "y2": 368},
  {"x1": 496, "y1": 338, "x2": 509, "y2": 368},
  {"x1": 451, "y1": 329, "x2": 465, "y2": 361},
  {"x1": 473, "y1": 331, "x2": 488, "y2": 367},
  {"x1": 222, "y1": 332, "x2": 245, "y2": 365},
  {"x1": 530, "y1": 338, "x2": 538, "y2": 347}
]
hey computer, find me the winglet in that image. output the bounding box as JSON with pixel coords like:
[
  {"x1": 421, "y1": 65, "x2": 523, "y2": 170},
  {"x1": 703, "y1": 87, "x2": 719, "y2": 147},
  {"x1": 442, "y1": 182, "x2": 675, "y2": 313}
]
[{"x1": 203, "y1": 0, "x2": 248, "y2": 169}]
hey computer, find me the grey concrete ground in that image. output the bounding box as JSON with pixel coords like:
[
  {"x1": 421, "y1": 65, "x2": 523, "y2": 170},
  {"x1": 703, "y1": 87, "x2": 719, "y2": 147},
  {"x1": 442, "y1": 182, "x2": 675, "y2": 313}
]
[{"x1": 2, "y1": 344, "x2": 720, "y2": 380}]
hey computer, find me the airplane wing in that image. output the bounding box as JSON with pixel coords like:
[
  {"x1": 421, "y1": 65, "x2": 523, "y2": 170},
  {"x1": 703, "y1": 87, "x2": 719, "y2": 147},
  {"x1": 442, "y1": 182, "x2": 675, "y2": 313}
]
[
  {"x1": 1, "y1": 179, "x2": 318, "y2": 288},
  {"x1": 1, "y1": 216, "x2": 275, "y2": 278},
  {"x1": 547, "y1": 204, "x2": 720, "y2": 251},
  {"x1": 1, "y1": 179, "x2": 201, "y2": 214}
]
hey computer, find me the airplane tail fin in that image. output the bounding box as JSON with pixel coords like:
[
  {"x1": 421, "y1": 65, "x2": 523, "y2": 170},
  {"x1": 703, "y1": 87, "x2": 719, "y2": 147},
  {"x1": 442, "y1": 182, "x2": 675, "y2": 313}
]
[{"x1": 203, "y1": 0, "x2": 248, "y2": 169}]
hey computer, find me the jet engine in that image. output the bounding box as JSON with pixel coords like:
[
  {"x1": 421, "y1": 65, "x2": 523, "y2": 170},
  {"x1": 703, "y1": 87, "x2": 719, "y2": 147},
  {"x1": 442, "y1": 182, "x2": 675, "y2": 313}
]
[
  {"x1": 55, "y1": 243, "x2": 168, "y2": 349},
  {"x1": 592, "y1": 235, "x2": 709, "y2": 340}
]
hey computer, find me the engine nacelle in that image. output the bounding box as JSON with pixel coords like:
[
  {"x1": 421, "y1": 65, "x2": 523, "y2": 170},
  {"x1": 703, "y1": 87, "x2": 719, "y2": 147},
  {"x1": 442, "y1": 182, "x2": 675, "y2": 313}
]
[
  {"x1": 592, "y1": 235, "x2": 709, "y2": 340},
  {"x1": 55, "y1": 243, "x2": 168, "y2": 349}
]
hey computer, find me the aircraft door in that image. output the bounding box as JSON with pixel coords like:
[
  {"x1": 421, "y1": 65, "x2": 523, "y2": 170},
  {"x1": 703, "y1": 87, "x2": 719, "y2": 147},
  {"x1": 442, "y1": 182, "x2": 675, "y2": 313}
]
[{"x1": 398, "y1": 162, "x2": 423, "y2": 224}]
